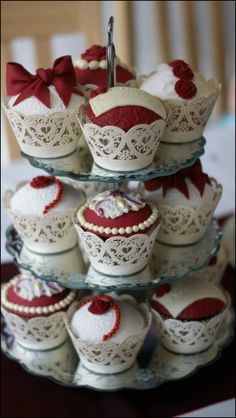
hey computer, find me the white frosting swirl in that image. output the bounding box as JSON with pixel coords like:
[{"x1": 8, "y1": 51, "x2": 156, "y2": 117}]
[
  {"x1": 14, "y1": 276, "x2": 64, "y2": 301},
  {"x1": 89, "y1": 191, "x2": 145, "y2": 219},
  {"x1": 141, "y1": 63, "x2": 210, "y2": 101}
]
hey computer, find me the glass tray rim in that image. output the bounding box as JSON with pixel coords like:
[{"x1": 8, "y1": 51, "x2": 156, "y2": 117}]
[
  {"x1": 22, "y1": 137, "x2": 206, "y2": 184},
  {"x1": 1, "y1": 306, "x2": 234, "y2": 392},
  {"x1": 5, "y1": 219, "x2": 222, "y2": 291}
]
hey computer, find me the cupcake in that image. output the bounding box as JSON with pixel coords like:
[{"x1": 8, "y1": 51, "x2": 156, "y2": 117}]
[
  {"x1": 74, "y1": 189, "x2": 161, "y2": 275},
  {"x1": 3, "y1": 55, "x2": 85, "y2": 157},
  {"x1": 75, "y1": 44, "x2": 136, "y2": 93},
  {"x1": 140, "y1": 59, "x2": 220, "y2": 142},
  {"x1": 152, "y1": 278, "x2": 229, "y2": 354},
  {"x1": 4, "y1": 175, "x2": 86, "y2": 254},
  {"x1": 65, "y1": 293, "x2": 151, "y2": 374},
  {"x1": 144, "y1": 159, "x2": 222, "y2": 245},
  {"x1": 78, "y1": 86, "x2": 167, "y2": 171},
  {"x1": 1, "y1": 273, "x2": 76, "y2": 350}
]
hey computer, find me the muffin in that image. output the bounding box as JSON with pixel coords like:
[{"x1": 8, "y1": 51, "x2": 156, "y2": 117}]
[
  {"x1": 65, "y1": 293, "x2": 151, "y2": 374},
  {"x1": 75, "y1": 44, "x2": 136, "y2": 93},
  {"x1": 78, "y1": 86, "x2": 167, "y2": 171},
  {"x1": 74, "y1": 189, "x2": 161, "y2": 275},
  {"x1": 4, "y1": 175, "x2": 86, "y2": 254},
  {"x1": 140, "y1": 59, "x2": 220, "y2": 142},
  {"x1": 1, "y1": 273, "x2": 76, "y2": 350},
  {"x1": 144, "y1": 159, "x2": 222, "y2": 245},
  {"x1": 152, "y1": 278, "x2": 229, "y2": 354},
  {"x1": 3, "y1": 55, "x2": 85, "y2": 157}
]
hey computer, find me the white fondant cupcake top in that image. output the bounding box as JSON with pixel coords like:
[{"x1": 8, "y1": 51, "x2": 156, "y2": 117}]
[
  {"x1": 8, "y1": 86, "x2": 85, "y2": 116},
  {"x1": 152, "y1": 278, "x2": 227, "y2": 319},
  {"x1": 71, "y1": 294, "x2": 145, "y2": 343},
  {"x1": 11, "y1": 177, "x2": 85, "y2": 216},
  {"x1": 141, "y1": 62, "x2": 217, "y2": 101}
]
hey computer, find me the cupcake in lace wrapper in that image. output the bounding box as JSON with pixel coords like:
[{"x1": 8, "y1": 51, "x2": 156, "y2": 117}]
[
  {"x1": 75, "y1": 44, "x2": 137, "y2": 95},
  {"x1": 65, "y1": 294, "x2": 151, "y2": 374},
  {"x1": 78, "y1": 86, "x2": 167, "y2": 171},
  {"x1": 151, "y1": 277, "x2": 229, "y2": 354},
  {"x1": 140, "y1": 60, "x2": 220, "y2": 143},
  {"x1": 3, "y1": 55, "x2": 85, "y2": 158},
  {"x1": 74, "y1": 189, "x2": 161, "y2": 276},
  {"x1": 1, "y1": 273, "x2": 77, "y2": 350},
  {"x1": 144, "y1": 160, "x2": 222, "y2": 245},
  {"x1": 3, "y1": 176, "x2": 86, "y2": 254}
]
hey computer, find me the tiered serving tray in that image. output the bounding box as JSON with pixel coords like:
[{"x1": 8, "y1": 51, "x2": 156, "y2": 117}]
[
  {"x1": 6, "y1": 219, "x2": 222, "y2": 290},
  {"x1": 22, "y1": 136, "x2": 205, "y2": 183},
  {"x1": 1, "y1": 305, "x2": 234, "y2": 391}
]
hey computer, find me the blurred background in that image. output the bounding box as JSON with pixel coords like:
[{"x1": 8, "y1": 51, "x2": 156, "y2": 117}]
[{"x1": 1, "y1": 0, "x2": 235, "y2": 260}]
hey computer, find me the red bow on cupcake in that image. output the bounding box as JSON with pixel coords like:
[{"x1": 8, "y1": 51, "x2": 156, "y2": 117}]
[
  {"x1": 6, "y1": 55, "x2": 82, "y2": 108},
  {"x1": 144, "y1": 159, "x2": 211, "y2": 198}
]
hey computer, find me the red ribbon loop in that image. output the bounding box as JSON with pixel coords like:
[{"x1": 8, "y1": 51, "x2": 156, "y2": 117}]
[{"x1": 7, "y1": 55, "x2": 78, "y2": 108}]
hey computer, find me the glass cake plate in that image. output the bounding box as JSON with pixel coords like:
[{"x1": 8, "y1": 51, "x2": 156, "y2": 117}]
[
  {"x1": 22, "y1": 136, "x2": 205, "y2": 184},
  {"x1": 6, "y1": 219, "x2": 222, "y2": 291},
  {"x1": 1, "y1": 306, "x2": 234, "y2": 391}
]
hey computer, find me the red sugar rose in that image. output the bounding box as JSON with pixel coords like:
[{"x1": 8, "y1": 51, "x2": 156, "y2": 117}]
[
  {"x1": 88, "y1": 298, "x2": 111, "y2": 315},
  {"x1": 175, "y1": 78, "x2": 197, "y2": 99},
  {"x1": 30, "y1": 176, "x2": 55, "y2": 188},
  {"x1": 81, "y1": 45, "x2": 106, "y2": 62},
  {"x1": 169, "y1": 59, "x2": 194, "y2": 80}
]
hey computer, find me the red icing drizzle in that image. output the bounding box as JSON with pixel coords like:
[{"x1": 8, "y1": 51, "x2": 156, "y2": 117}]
[
  {"x1": 79, "y1": 295, "x2": 121, "y2": 341},
  {"x1": 30, "y1": 176, "x2": 63, "y2": 214},
  {"x1": 86, "y1": 104, "x2": 161, "y2": 132},
  {"x1": 144, "y1": 159, "x2": 211, "y2": 199}
]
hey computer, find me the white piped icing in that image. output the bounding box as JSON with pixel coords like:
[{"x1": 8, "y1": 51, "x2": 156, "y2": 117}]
[
  {"x1": 89, "y1": 190, "x2": 145, "y2": 219},
  {"x1": 141, "y1": 63, "x2": 215, "y2": 101},
  {"x1": 71, "y1": 296, "x2": 144, "y2": 343},
  {"x1": 1, "y1": 276, "x2": 76, "y2": 315},
  {"x1": 13, "y1": 276, "x2": 64, "y2": 301},
  {"x1": 8, "y1": 85, "x2": 85, "y2": 116},
  {"x1": 11, "y1": 181, "x2": 85, "y2": 216},
  {"x1": 90, "y1": 86, "x2": 166, "y2": 119},
  {"x1": 152, "y1": 278, "x2": 227, "y2": 319}
]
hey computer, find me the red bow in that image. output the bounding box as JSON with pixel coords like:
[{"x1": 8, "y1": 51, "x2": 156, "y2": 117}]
[
  {"x1": 6, "y1": 55, "x2": 81, "y2": 108},
  {"x1": 144, "y1": 160, "x2": 211, "y2": 199}
]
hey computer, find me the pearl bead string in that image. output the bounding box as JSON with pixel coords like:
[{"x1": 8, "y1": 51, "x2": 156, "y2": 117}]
[
  {"x1": 75, "y1": 56, "x2": 121, "y2": 71},
  {"x1": 1, "y1": 281, "x2": 76, "y2": 316},
  {"x1": 77, "y1": 203, "x2": 159, "y2": 236}
]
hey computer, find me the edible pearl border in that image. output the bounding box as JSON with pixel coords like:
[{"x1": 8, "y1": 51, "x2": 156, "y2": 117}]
[
  {"x1": 1, "y1": 280, "x2": 76, "y2": 316},
  {"x1": 77, "y1": 203, "x2": 159, "y2": 235},
  {"x1": 75, "y1": 56, "x2": 130, "y2": 71}
]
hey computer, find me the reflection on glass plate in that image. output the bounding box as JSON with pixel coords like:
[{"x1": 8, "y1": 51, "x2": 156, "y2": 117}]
[
  {"x1": 22, "y1": 137, "x2": 206, "y2": 184},
  {"x1": 6, "y1": 219, "x2": 222, "y2": 291},
  {"x1": 1, "y1": 307, "x2": 234, "y2": 391}
]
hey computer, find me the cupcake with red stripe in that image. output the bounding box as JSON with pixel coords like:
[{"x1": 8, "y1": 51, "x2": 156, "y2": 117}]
[
  {"x1": 151, "y1": 277, "x2": 229, "y2": 353},
  {"x1": 78, "y1": 86, "x2": 167, "y2": 171},
  {"x1": 1, "y1": 273, "x2": 76, "y2": 350},
  {"x1": 4, "y1": 175, "x2": 85, "y2": 254},
  {"x1": 74, "y1": 189, "x2": 161, "y2": 275},
  {"x1": 140, "y1": 59, "x2": 220, "y2": 143},
  {"x1": 144, "y1": 159, "x2": 222, "y2": 245},
  {"x1": 75, "y1": 44, "x2": 136, "y2": 94},
  {"x1": 65, "y1": 293, "x2": 151, "y2": 373}
]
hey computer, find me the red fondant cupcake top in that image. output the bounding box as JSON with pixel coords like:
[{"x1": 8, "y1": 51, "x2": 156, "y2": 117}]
[
  {"x1": 152, "y1": 281, "x2": 227, "y2": 320},
  {"x1": 2, "y1": 275, "x2": 75, "y2": 318},
  {"x1": 85, "y1": 86, "x2": 166, "y2": 131},
  {"x1": 75, "y1": 44, "x2": 135, "y2": 86},
  {"x1": 77, "y1": 190, "x2": 159, "y2": 238}
]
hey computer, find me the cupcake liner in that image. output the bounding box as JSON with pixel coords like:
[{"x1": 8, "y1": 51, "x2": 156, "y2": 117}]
[
  {"x1": 156, "y1": 178, "x2": 222, "y2": 245},
  {"x1": 74, "y1": 217, "x2": 162, "y2": 276},
  {"x1": 4, "y1": 188, "x2": 79, "y2": 254},
  {"x1": 1, "y1": 306, "x2": 68, "y2": 350},
  {"x1": 152, "y1": 293, "x2": 230, "y2": 354},
  {"x1": 161, "y1": 83, "x2": 220, "y2": 143},
  {"x1": 65, "y1": 297, "x2": 151, "y2": 374},
  {"x1": 78, "y1": 106, "x2": 166, "y2": 172},
  {"x1": 3, "y1": 101, "x2": 81, "y2": 158}
]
